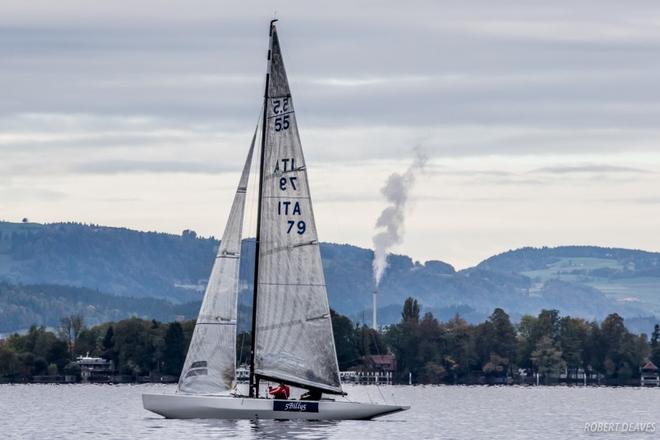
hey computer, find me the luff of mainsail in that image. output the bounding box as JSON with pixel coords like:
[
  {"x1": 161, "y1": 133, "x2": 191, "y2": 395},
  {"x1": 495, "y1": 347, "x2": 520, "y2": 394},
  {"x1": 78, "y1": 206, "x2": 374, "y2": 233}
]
[
  {"x1": 253, "y1": 24, "x2": 343, "y2": 395},
  {"x1": 178, "y1": 129, "x2": 256, "y2": 394}
]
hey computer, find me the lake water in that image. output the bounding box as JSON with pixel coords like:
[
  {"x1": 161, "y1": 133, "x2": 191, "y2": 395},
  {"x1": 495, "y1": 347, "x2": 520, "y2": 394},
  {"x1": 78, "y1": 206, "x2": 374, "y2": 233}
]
[{"x1": 1, "y1": 384, "x2": 658, "y2": 439}]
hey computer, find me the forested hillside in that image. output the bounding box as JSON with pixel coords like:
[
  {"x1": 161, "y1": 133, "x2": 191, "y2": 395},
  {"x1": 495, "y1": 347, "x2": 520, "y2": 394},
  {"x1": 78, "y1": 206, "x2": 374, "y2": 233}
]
[
  {"x1": 1, "y1": 221, "x2": 659, "y2": 333},
  {"x1": 0, "y1": 221, "x2": 215, "y2": 301},
  {"x1": 0, "y1": 283, "x2": 200, "y2": 333},
  {"x1": 478, "y1": 246, "x2": 660, "y2": 319}
]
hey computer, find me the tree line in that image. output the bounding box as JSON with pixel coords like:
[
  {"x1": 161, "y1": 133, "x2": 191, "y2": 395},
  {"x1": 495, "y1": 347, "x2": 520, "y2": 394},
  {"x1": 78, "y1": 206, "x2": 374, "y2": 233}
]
[
  {"x1": 0, "y1": 316, "x2": 195, "y2": 380},
  {"x1": 1, "y1": 299, "x2": 659, "y2": 385},
  {"x1": 383, "y1": 298, "x2": 660, "y2": 384}
]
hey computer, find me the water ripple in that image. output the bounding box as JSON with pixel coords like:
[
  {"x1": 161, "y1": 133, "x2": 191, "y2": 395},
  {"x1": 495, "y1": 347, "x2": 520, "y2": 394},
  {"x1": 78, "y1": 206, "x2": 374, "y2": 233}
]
[{"x1": 0, "y1": 384, "x2": 658, "y2": 439}]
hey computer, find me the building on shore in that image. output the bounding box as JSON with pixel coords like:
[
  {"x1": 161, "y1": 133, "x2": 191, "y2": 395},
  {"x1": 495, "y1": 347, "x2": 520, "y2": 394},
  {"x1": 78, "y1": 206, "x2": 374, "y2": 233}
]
[
  {"x1": 76, "y1": 354, "x2": 113, "y2": 383},
  {"x1": 342, "y1": 354, "x2": 397, "y2": 385},
  {"x1": 236, "y1": 364, "x2": 250, "y2": 383},
  {"x1": 640, "y1": 361, "x2": 659, "y2": 387}
]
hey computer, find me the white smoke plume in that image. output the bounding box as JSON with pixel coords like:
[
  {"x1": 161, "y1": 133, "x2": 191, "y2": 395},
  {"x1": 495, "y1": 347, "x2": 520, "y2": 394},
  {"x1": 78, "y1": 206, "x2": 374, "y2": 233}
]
[{"x1": 372, "y1": 148, "x2": 428, "y2": 286}]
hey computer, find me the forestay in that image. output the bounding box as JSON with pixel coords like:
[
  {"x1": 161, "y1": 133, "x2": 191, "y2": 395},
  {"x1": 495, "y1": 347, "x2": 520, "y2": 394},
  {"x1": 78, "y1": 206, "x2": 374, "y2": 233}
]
[
  {"x1": 254, "y1": 25, "x2": 343, "y2": 395},
  {"x1": 178, "y1": 131, "x2": 256, "y2": 394}
]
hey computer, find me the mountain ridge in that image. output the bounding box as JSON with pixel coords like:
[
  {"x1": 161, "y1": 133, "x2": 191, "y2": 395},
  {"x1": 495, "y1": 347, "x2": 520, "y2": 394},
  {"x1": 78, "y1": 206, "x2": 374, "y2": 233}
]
[{"x1": 1, "y1": 220, "x2": 659, "y2": 333}]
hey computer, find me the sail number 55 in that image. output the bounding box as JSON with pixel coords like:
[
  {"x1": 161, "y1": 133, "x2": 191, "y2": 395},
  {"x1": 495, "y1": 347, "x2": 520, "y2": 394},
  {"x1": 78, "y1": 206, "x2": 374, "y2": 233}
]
[
  {"x1": 272, "y1": 98, "x2": 290, "y2": 132},
  {"x1": 272, "y1": 97, "x2": 289, "y2": 114},
  {"x1": 274, "y1": 115, "x2": 290, "y2": 132}
]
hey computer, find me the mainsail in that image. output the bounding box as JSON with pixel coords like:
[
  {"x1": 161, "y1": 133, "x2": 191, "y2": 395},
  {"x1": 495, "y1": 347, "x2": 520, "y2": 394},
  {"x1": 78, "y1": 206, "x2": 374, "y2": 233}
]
[
  {"x1": 178, "y1": 130, "x2": 256, "y2": 394},
  {"x1": 253, "y1": 24, "x2": 343, "y2": 395}
]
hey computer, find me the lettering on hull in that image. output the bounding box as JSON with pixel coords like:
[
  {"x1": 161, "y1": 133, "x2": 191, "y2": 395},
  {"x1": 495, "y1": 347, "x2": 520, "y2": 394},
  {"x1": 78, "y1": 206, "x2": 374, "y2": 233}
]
[{"x1": 273, "y1": 400, "x2": 319, "y2": 413}]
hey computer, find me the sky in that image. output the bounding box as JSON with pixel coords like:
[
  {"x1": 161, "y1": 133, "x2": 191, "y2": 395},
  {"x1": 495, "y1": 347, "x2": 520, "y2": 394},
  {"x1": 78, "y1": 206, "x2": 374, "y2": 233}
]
[{"x1": 1, "y1": 0, "x2": 660, "y2": 268}]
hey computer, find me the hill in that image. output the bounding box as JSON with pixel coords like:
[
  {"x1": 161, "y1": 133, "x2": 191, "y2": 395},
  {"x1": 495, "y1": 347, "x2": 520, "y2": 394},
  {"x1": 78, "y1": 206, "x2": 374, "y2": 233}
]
[
  {"x1": 1, "y1": 221, "x2": 659, "y2": 333},
  {"x1": 479, "y1": 246, "x2": 660, "y2": 318},
  {"x1": 0, "y1": 221, "x2": 215, "y2": 302},
  {"x1": 0, "y1": 283, "x2": 201, "y2": 334}
]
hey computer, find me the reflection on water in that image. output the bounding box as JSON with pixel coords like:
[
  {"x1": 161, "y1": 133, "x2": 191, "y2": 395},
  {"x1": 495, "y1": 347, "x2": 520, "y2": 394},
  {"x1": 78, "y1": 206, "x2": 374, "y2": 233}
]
[
  {"x1": 249, "y1": 419, "x2": 339, "y2": 440},
  {"x1": 0, "y1": 383, "x2": 658, "y2": 440}
]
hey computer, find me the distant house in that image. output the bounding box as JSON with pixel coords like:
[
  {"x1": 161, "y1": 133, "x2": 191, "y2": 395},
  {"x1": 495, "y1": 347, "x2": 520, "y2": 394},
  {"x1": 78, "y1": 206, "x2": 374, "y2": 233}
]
[
  {"x1": 236, "y1": 364, "x2": 250, "y2": 383},
  {"x1": 344, "y1": 354, "x2": 397, "y2": 385},
  {"x1": 76, "y1": 354, "x2": 113, "y2": 382},
  {"x1": 640, "y1": 361, "x2": 659, "y2": 387},
  {"x1": 363, "y1": 354, "x2": 397, "y2": 373}
]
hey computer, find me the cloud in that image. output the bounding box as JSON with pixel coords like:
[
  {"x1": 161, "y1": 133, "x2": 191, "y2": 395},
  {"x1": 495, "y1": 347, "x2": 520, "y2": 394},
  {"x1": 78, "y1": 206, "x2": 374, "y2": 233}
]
[
  {"x1": 455, "y1": 18, "x2": 660, "y2": 46},
  {"x1": 599, "y1": 196, "x2": 660, "y2": 205},
  {"x1": 72, "y1": 160, "x2": 234, "y2": 175},
  {"x1": 634, "y1": 197, "x2": 660, "y2": 204},
  {"x1": 532, "y1": 164, "x2": 653, "y2": 174},
  {"x1": 0, "y1": 187, "x2": 67, "y2": 201},
  {"x1": 309, "y1": 75, "x2": 432, "y2": 88},
  {"x1": 1, "y1": 0, "x2": 660, "y2": 267}
]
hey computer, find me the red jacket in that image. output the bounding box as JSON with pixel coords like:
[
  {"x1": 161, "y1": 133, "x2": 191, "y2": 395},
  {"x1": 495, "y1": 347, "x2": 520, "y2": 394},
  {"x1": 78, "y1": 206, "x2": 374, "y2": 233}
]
[{"x1": 268, "y1": 384, "x2": 290, "y2": 399}]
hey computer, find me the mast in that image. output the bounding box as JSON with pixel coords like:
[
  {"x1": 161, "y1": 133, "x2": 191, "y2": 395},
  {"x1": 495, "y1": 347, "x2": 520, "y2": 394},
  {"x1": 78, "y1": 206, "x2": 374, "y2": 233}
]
[{"x1": 249, "y1": 19, "x2": 277, "y2": 399}]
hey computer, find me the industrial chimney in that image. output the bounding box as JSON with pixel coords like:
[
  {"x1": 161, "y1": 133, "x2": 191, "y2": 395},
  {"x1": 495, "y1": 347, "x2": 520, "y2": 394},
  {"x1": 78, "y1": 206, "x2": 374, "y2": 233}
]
[{"x1": 372, "y1": 288, "x2": 378, "y2": 329}]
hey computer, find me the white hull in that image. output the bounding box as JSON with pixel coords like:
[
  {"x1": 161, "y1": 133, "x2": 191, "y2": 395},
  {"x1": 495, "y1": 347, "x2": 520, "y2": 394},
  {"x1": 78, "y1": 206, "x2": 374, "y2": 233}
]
[{"x1": 142, "y1": 393, "x2": 409, "y2": 420}]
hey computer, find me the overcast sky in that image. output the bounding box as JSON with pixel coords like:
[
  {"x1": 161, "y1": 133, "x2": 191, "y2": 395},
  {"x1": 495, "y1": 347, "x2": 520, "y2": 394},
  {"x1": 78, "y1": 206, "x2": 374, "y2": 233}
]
[{"x1": 2, "y1": 0, "x2": 660, "y2": 268}]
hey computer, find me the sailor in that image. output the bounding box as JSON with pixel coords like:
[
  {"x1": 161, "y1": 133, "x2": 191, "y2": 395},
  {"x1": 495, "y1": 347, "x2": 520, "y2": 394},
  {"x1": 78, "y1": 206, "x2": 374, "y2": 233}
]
[
  {"x1": 268, "y1": 382, "x2": 290, "y2": 400},
  {"x1": 300, "y1": 389, "x2": 322, "y2": 401}
]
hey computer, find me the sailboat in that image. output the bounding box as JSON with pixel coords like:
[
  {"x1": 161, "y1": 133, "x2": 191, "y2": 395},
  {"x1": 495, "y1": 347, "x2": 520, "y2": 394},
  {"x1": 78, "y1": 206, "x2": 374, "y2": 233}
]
[{"x1": 142, "y1": 20, "x2": 409, "y2": 420}]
